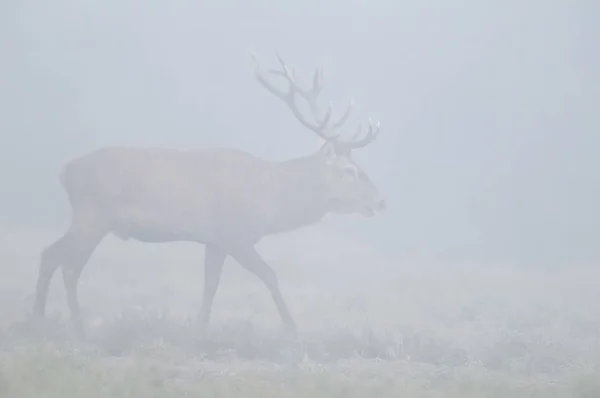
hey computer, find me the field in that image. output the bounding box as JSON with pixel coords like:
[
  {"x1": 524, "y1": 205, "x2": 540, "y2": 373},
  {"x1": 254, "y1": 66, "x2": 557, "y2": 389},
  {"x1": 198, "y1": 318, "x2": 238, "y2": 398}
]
[{"x1": 1, "y1": 222, "x2": 599, "y2": 397}]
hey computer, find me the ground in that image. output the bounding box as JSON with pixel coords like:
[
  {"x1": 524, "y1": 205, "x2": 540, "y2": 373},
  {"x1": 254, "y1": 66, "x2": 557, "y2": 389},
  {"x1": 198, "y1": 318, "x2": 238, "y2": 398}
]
[{"x1": 0, "y1": 222, "x2": 599, "y2": 397}]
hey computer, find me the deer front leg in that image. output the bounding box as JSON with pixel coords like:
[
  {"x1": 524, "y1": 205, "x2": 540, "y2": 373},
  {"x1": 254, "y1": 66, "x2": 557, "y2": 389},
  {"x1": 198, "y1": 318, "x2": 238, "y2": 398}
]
[
  {"x1": 228, "y1": 245, "x2": 297, "y2": 338},
  {"x1": 198, "y1": 245, "x2": 227, "y2": 331}
]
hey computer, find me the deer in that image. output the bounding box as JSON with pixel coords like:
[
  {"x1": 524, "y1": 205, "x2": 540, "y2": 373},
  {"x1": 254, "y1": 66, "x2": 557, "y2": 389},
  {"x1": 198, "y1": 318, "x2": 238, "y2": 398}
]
[{"x1": 31, "y1": 52, "x2": 386, "y2": 337}]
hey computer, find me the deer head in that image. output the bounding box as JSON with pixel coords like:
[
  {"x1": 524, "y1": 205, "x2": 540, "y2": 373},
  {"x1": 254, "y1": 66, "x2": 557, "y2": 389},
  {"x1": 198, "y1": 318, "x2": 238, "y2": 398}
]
[{"x1": 253, "y1": 52, "x2": 385, "y2": 217}]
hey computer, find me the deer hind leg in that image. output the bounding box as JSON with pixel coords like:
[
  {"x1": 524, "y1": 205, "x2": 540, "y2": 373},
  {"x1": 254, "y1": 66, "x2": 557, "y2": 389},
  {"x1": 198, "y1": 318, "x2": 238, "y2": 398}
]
[
  {"x1": 33, "y1": 210, "x2": 107, "y2": 332},
  {"x1": 198, "y1": 245, "x2": 227, "y2": 328},
  {"x1": 61, "y1": 234, "x2": 105, "y2": 335},
  {"x1": 33, "y1": 234, "x2": 69, "y2": 318},
  {"x1": 228, "y1": 245, "x2": 297, "y2": 337}
]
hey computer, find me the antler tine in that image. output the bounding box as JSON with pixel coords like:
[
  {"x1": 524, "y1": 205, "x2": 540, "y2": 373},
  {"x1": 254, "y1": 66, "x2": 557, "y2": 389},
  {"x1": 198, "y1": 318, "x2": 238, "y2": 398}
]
[
  {"x1": 271, "y1": 53, "x2": 353, "y2": 135},
  {"x1": 312, "y1": 69, "x2": 321, "y2": 94},
  {"x1": 252, "y1": 51, "x2": 287, "y2": 99},
  {"x1": 339, "y1": 119, "x2": 381, "y2": 150},
  {"x1": 275, "y1": 52, "x2": 296, "y2": 84},
  {"x1": 277, "y1": 53, "x2": 324, "y2": 100},
  {"x1": 253, "y1": 51, "x2": 379, "y2": 149},
  {"x1": 252, "y1": 51, "x2": 344, "y2": 141}
]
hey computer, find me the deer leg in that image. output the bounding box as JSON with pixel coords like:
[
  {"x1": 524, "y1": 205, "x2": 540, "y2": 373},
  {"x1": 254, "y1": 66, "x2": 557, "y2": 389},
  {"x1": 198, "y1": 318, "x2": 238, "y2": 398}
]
[
  {"x1": 198, "y1": 245, "x2": 227, "y2": 328},
  {"x1": 33, "y1": 235, "x2": 69, "y2": 318},
  {"x1": 61, "y1": 232, "x2": 104, "y2": 335},
  {"x1": 33, "y1": 209, "x2": 106, "y2": 334},
  {"x1": 229, "y1": 245, "x2": 297, "y2": 337},
  {"x1": 33, "y1": 212, "x2": 106, "y2": 325}
]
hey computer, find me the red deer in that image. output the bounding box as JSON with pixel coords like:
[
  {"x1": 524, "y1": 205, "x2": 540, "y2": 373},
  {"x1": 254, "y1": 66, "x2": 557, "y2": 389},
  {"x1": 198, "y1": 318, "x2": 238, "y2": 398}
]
[{"x1": 32, "y1": 53, "x2": 385, "y2": 337}]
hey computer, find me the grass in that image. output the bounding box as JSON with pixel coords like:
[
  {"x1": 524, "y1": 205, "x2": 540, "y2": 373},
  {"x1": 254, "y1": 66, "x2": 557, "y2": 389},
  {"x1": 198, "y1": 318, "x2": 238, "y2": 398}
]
[
  {"x1": 0, "y1": 223, "x2": 599, "y2": 397},
  {"x1": 2, "y1": 345, "x2": 596, "y2": 397}
]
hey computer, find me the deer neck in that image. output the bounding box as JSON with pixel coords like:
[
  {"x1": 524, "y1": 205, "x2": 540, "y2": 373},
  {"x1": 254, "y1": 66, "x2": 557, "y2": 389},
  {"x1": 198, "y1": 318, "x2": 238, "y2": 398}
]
[{"x1": 265, "y1": 152, "x2": 330, "y2": 234}]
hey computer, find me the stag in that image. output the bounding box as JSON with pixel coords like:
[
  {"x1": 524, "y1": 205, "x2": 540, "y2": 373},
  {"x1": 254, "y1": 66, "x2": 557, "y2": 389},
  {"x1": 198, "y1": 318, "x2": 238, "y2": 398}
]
[{"x1": 32, "y1": 53, "x2": 385, "y2": 336}]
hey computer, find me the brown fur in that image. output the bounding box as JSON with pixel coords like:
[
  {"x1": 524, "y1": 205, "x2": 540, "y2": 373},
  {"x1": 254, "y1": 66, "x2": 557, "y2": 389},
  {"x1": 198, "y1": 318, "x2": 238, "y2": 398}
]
[{"x1": 32, "y1": 54, "x2": 385, "y2": 336}]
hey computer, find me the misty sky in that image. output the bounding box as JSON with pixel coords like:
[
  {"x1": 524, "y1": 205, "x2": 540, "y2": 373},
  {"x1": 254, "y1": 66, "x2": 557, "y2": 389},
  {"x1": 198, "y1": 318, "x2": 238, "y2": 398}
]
[{"x1": 1, "y1": 1, "x2": 598, "y2": 267}]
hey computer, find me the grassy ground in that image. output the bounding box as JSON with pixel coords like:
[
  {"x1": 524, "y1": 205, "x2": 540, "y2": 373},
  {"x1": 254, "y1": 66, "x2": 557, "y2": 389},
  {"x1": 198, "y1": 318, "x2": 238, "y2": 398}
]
[
  {"x1": 2, "y1": 347, "x2": 598, "y2": 397},
  {"x1": 0, "y1": 223, "x2": 599, "y2": 397}
]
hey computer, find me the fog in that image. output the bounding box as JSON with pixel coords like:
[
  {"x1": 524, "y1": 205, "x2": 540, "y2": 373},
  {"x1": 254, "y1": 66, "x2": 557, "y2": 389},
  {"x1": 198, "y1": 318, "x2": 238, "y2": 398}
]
[
  {"x1": 1, "y1": 1, "x2": 598, "y2": 267},
  {"x1": 1, "y1": 1, "x2": 600, "y2": 395}
]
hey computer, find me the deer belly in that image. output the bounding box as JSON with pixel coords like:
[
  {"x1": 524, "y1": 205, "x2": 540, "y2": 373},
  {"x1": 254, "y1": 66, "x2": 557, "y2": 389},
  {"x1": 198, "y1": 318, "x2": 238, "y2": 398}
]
[{"x1": 111, "y1": 213, "x2": 199, "y2": 243}]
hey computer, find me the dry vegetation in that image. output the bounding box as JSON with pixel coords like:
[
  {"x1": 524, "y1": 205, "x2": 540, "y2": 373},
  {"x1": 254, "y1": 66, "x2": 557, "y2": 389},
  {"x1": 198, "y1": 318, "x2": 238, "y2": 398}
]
[{"x1": 1, "y1": 222, "x2": 599, "y2": 397}]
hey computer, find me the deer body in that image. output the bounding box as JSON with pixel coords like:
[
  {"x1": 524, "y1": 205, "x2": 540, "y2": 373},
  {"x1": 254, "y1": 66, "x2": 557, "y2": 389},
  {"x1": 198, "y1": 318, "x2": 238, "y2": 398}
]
[
  {"x1": 32, "y1": 53, "x2": 385, "y2": 336},
  {"x1": 62, "y1": 145, "x2": 332, "y2": 245}
]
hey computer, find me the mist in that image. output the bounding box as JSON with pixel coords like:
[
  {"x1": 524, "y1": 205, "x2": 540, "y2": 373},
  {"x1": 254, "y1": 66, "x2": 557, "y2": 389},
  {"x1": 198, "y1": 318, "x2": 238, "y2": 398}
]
[
  {"x1": 0, "y1": 1, "x2": 599, "y2": 396},
  {"x1": 1, "y1": 0, "x2": 596, "y2": 267}
]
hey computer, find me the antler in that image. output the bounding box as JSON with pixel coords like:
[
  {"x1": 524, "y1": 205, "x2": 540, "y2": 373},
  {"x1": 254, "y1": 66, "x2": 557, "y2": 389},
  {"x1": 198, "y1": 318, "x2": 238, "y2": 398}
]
[
  {"x1": 336, "y1": 118, "x2": 381, "y2": 152},
  {"x1": 252, "y1": 51, "x2": 380, "y2": 151},
  {"x1": 252, "y1": 52, "x2": 353, "y2": 141}
]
